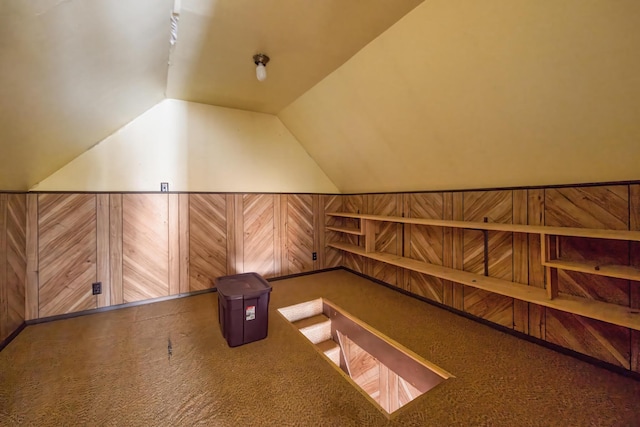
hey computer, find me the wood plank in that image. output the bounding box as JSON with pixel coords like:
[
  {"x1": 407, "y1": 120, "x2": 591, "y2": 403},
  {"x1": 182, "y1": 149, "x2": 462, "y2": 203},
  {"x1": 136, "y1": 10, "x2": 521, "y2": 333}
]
[
  {"x1": 343, "y1": 195, "x2": 365, "y2": 273},
  {"x1": 452, "y1": 192, "x2": 464, "y2": 311},
  {"x1": 513, "y1": 189, "x2": 529, "y2": 333},
  {"x1": 326, "y1": 213, "x2": 640, "y2": 241},
  {"x1": 313, "y1": 195, "x2": 323, "y2": 270},
  {"x1": 243, "y1": 194, "x2": 275, "y2": 277},
  {"x1": 274, "y1": 194, "x2": 284, "y2": 277},
  {"x1": 545, "y1": 186, "x2": 630, "y2": 306},
  {"x1": 189, "y1": 194, "x2": 227, "y2": 291},
  {"x1": 38, "y1": 194, "x2": 97, "y2": 317},
  {"x1": 323, "y1": 195, "x2": 343, "y2": 269},
  {"x1": 226, "y1": 194, "x2": 237, "y2": 275},
  {"x1": 463, "y1": 190, "x2": 513, "y2": 328},
  {"x1": 378, "y1": 364, "x2": 390, "y2": 412},
  {"x1": 4, "y1": 194, "x2": 26, "y2": 338},
  {"x1": 541, "y1": 235, "x2": 559, "y2": 299},
  {"x1": 546, "y1": 309, "x2": 631, "y2": 369},
  {"x1": 325, "y1": 226, "x2": 363, "y2": 235},
  {"x1": 109, "y1": 194, "x2": 123, "y2": 306},
  {"x1": 25, "y1": 193, "x2": 38, "y2": 320},
  {"x1": 286, "y1": 194, "x2": 314, "y2": 275},
  {"x1": 168, "y1": 194, "x2": 180, "y2": 296},
  {"x1": 122, "y1": 194, "x2": 169, "y2": 303},
  {"x1": 542, "y1": 259, "x2": 640, "y2": 281},
  {"x1": 0, "y1": 194, "x2": 7, "y2": 340},
  {"x1": 96, "y1": 194, "x2": 110, "y2": 308},
  {"x1": 630, "y1": 184, "x2": 640, "y2": 373},
  {"x1": 329, "y1": 242, "x2": 640, "y2": 331},
  {"x1": 442, "y1": 192, "x2": 454, "y2": 307},
  {"x1": 408, "y1": 193, "x2": 444, "y2": 302},
  {"x1": 545, "y1": 186, "x2": 629, "y2": 230},
  {"x1": 178, "y1": 194, "x2": 190, "y2": 294},
  {"x1": 528, "y1": 189, "x2": 545, "y2": 340},
  {"x1": 234, "y1": 194, "x2": 244, "y2": 274}
]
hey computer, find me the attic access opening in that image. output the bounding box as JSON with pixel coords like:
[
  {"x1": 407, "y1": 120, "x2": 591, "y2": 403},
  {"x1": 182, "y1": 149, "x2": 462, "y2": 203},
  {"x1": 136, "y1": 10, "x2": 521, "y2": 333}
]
[{"x1": 278, "y1": 298, "x2": 453, "y2": 418}]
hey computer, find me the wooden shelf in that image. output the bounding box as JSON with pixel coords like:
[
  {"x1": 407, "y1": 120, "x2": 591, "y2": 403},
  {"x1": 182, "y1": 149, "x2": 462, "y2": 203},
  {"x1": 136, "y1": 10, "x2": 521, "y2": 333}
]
[
  {"x1": 542, "y1": 259, "x2": 640, "y2": 282},
  {"x1": 329, "y1": 242, "x2": 640, "y2": 331},
  {"x1": 326, "y1": 226, "x2": 364, "y2": 236},
  {"x1": 326, "y1": 212, "x2": 640, "y2": 242}
]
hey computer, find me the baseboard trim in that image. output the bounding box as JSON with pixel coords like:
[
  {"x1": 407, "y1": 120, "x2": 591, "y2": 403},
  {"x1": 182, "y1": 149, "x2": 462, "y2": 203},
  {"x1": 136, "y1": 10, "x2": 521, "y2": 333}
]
[
  {"x1": 267, "y1": 267, "x2": 342, "y2": 282},
  {"x1": 342, "y1": 267, "x2": 640, "y2": 382},
  {"x1": 0, "y1": 322, "x2": 27, "y2": 352},
  {"x1": 22, "y1": 268, "x2": 342, "y2": 326},
  {"x1": 25, "y1": 288, "x2": 217, "y2": 326}
]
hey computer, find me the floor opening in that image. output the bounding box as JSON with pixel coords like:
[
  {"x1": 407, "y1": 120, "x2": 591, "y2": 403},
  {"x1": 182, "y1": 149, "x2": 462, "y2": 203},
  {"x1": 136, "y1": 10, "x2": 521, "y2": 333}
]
[{"x1": 278, "y1": 298, "x2": 453, "y2": 417}]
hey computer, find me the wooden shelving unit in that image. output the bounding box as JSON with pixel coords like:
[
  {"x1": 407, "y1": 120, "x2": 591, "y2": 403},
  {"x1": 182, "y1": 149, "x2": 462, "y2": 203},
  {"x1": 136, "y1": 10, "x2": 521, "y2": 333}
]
[{"x1": 326, "y1": 213, "x2": 640, "y2": 331}]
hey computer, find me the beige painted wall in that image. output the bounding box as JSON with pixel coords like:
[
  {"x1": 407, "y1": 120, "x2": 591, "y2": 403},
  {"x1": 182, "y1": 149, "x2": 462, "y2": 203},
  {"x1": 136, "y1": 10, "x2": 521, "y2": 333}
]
[
  {"x1": 279, "y1": 0, "x2": 640, "y2": 193},
  {"x1": 32, "y1": 99, "x2": 338, "y2": 193}
]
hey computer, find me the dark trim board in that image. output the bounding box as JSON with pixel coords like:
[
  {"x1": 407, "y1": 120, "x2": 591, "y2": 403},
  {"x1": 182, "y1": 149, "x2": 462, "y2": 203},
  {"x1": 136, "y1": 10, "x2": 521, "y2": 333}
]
[
  {"x1": 0, "y1": 322, "x2": 26, "y2": 352},
  {"x1": 25, "y1": 288, "x2": 217, "y2": 326},
  {"x1": 266, "y1": 267, "x2": 342, "y2": 282},
  {"x1": 342, "y1": 267, "x2": 640, "y2": 382},
  {"x1": 20, "y1": 178, "x2": 640, "y2": 196}
]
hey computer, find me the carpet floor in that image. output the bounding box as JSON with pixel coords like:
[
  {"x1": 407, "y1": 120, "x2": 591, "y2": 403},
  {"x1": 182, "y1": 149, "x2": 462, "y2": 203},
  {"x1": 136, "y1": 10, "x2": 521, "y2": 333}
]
[{"x1": 1, "y1": 269, "x2": 639, "y2": 426}]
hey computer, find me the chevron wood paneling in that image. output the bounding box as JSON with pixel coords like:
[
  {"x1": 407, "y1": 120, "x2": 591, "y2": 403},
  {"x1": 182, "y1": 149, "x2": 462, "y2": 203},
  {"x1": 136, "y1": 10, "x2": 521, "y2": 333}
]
[
  {"x1": 513, "y1": 190, "x2": 529, "y2": 334},
  {"x1": 545, "y1": 185, "x2": 632, "y2": 366},
  {"x1": 442, "y1": 192, "x2": 454, "y2": 306},
  {"x1": 463, "y1": 191, "x2": 514, "y2": 328},
  {"x1": 38, "y1": 194, "x2": 97, "y2": 317},
  {"x1": 528, "y1": 189, "x2": 546, "y2": 339},
  {"x1": 109, "y1": 194, "x2": 123, "y2": 306},
  {"x1": 631, "y1": 184, "x2": 640, "y2": 373},
  {"x1": 320, "y1": 195, "x2": 344, "y2": 268},
  {"x1": 189, "y1": 194, "x2": 227, "y2": 291},
  {"x1": 408, "y1": 193, "x2": 444, "y2": 302},
  {"x1": 368, "y1": 194, "x2": 402, "y2": 287},
  {"x1": 25, "y1": 194, "x2": 38, "y2": 320},
  {"x1": 343, "y1": 195, "x2": 364, "y2": 273},
  {"x1": 286, "y1": 194, "x2": 314, "y2": 275},
  {"x1": 0, "y1": 194, "x2": 6, "y2": 340},
  {"x1": 546, "y1": 309, "x2": 631, "y2": 369},
  {"x1": 242, "y1": 194, "x2": 276, "y2": 278},
  {"x1": 0, "y1": 195, "x2": 22, "y2": 341},
  {"x1": 545, "y1": 186, "x2": 630, "y2": 304},
  {"x1": 123, "y1": 194, "x2": 169, "y2": 303},
  {"x1": 323, "y1": 195, "x2": 343, "y2": 269}
]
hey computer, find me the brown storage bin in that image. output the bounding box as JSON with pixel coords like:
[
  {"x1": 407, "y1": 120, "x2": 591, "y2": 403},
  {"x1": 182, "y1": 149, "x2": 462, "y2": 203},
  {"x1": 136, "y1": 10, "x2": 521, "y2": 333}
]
[{"x1": 215, "y1": 273, "x2": 272, "y2": 347}]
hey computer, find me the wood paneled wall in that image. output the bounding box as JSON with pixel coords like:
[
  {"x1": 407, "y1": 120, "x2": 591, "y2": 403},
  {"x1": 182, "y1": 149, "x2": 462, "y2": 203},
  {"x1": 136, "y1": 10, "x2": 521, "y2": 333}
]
[
  {"x1": 0, "y1": 193, "x2": 27, "y2": 343},
  {"x1": 17, "y1": 184, "x2": 640, "y2": 374},
  {"x1": 25, "y1": 193, "x2": 329, "y2": 320},
  {"x1": 343, "y1": 184, "x2": 640, "y2": 375}
]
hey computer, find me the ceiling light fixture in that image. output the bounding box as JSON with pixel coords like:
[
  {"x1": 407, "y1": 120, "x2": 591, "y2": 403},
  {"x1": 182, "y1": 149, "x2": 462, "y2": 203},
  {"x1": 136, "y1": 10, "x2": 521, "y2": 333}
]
[{"x1": 253, "y1": 53, "x2": 270, "y2": 82}]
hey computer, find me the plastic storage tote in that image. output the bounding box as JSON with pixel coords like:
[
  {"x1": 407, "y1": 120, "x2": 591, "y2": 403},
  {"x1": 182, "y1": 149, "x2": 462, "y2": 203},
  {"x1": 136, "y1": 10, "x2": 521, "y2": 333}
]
[{"x1": 215, "y1": 272, "x2": 272, "y2": 347}]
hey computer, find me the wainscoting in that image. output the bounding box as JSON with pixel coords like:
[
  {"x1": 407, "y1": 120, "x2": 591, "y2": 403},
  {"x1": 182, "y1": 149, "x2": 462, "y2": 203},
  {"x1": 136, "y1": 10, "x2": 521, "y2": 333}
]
[
  {"x1": 0, "y1": 193, "x2": 26, "y2": 344},
  {"x1": 4, "y1": 183, "x2": 639, "y2": 376},
  {"x1": 24, "y1": 193, "x2": 342, "y2": 320}
]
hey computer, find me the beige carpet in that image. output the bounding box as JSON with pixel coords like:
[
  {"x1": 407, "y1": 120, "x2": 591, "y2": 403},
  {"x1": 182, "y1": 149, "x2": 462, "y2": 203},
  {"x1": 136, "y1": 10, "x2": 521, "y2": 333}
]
[{"x1": 1, "y1": 270, "x2": 639, "y2": 426}]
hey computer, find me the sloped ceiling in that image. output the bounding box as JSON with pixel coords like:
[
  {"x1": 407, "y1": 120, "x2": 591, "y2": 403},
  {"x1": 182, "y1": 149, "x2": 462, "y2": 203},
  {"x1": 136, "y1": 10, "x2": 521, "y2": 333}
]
[
  {"x1": 166, "y1": 0, "x2": 424, "y2": 114},
  {"x1": 0, "y1": 0, "x2": 174, "y2": 190},
  {"x1": 0, "y1": 0, "x2": 423, "y2": 190},
  {"x1": 3, "y1": 0, "x2": 639, "y2": 193},
  {"x1": 279, "y1": 1, "x2": 640, "y2": 193}
]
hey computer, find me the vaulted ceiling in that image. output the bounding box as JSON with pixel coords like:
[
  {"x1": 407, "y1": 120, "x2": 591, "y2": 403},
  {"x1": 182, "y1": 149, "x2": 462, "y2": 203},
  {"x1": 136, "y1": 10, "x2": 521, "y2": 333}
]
[
  {"x1": 2, "y1": 1, "x2": 640, "y2": 192},
  {"x1": 0, "y1": 0, "x2": 423, "y2": 190}
]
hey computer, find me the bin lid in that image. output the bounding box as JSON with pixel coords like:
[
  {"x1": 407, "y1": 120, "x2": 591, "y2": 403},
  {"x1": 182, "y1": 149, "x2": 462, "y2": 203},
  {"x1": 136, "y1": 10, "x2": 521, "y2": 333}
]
[{"x1": 215, "y1": 272, "x2": 272, "y2": 300}]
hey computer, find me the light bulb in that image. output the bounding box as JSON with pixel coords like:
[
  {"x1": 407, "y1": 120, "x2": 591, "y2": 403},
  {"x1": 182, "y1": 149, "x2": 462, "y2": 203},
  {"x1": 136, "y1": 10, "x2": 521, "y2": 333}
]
[{"x1": 256, "y1": 63, "x2": 267, "y2": 82}]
